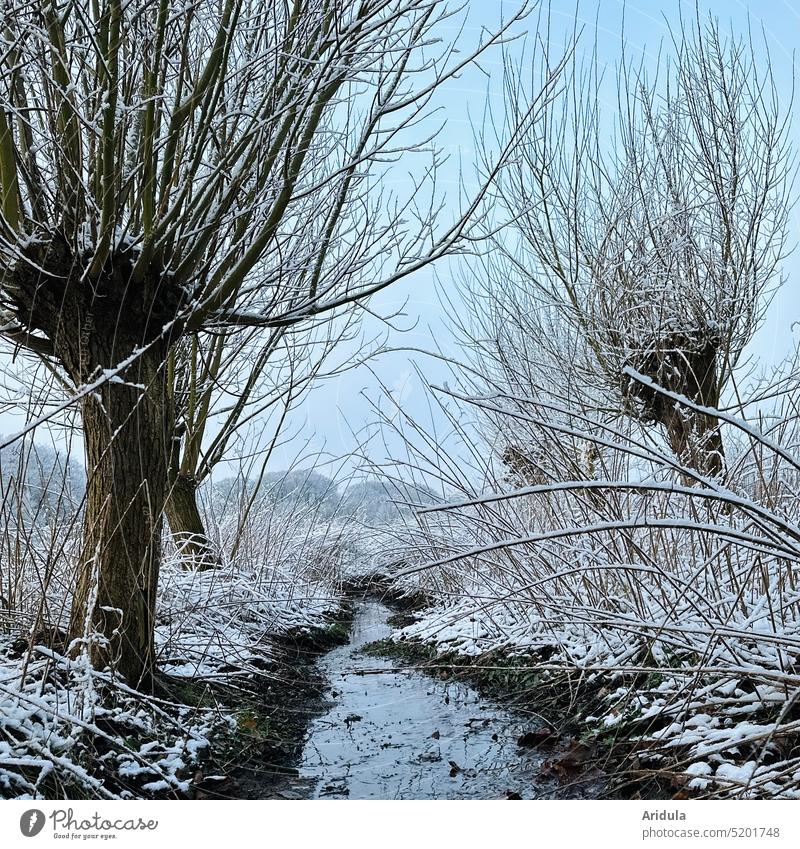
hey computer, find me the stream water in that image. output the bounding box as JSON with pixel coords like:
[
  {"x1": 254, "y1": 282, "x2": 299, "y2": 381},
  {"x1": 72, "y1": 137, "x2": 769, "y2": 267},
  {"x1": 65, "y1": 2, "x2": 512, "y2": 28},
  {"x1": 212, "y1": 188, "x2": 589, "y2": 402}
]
[{"x1": 293, "y1": 600, "x2": 550, "y2": 799}]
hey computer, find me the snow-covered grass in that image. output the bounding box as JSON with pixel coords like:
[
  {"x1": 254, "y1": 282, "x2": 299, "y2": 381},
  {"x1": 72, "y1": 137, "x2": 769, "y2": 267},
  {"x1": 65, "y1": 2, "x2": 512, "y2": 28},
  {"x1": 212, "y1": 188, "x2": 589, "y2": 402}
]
[
  {"x1": 0, "y1": 645, "x2": 227, "y2": 799},
  {"x1": 156, "y1": 562, "x2": 336, "y2": 678},
  {"x1": 390, "y1": 552, "x2": 800, "y2": 797},
  {"x1": 0, "y1": 487, "x2": 359, "y2": 799},
  {"x1": 156, "y1": 490, "x2": 357, "y2": 678}
]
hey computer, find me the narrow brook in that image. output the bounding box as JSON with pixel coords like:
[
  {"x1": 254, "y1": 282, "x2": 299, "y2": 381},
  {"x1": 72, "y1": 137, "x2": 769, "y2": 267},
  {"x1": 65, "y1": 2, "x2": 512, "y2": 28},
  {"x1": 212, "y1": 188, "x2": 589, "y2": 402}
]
[{"x1": 293, "y1": 600, "x2": 549, "y2": 799}]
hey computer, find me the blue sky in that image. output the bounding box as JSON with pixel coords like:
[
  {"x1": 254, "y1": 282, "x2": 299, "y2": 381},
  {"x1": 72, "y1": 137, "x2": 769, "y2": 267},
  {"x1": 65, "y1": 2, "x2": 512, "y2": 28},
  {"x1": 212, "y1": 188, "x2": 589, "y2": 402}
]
[
  {"x1": 284, "y1": 0, "x2": 800, "y2": 474},
  {"x1": 1, "y1": 1, "x2": 798, "y2": 478}
]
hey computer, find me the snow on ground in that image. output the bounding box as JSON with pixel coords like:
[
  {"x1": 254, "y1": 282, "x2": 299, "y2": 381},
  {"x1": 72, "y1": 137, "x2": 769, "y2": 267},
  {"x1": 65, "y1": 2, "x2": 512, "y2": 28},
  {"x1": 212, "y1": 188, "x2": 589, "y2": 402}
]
[
  {"x1": 378, "y1": 516, "x2": 800, "y2": 799},
  {"x1": 0, "y1": 514, "x2": 357, "y2": 799},
  {"x1": 0, "y1": 646, "x2": 226, "y2": 799},
  {"x1": 156, "y1": 560, "x2": 340, "y2": 678}
]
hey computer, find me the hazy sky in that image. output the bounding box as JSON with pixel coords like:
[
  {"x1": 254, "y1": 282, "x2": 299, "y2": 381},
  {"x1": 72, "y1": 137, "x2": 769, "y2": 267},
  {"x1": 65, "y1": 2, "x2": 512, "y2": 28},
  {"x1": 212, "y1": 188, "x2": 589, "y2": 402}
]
[
  {"x1": 1, "y1": 0, "x2": 799, "y2": 478},
  {"x1": 290, "y1": 0, "x2": 800, "y2": 473}
]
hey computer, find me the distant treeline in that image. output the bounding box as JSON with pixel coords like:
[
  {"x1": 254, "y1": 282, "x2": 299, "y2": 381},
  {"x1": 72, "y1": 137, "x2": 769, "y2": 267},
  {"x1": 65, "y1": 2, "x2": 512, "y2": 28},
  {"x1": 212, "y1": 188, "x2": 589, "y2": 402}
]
[
  {"x1": 0, "y1": 438, "x2": 85, "y2": 523},
  {"x1": 0, "y1": 437, "x2": 434, "y2": 525}
]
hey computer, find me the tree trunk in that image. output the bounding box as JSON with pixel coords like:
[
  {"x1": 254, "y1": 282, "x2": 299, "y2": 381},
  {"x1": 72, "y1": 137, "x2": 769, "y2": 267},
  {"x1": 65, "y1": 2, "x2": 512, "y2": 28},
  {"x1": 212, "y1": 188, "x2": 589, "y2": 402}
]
[
  {"x1": 67, "y1": 345, "x2": 170, "y2": 689},
  {"x1": 10, "y1": 236, "x2": 178, "y2": 689},
  {"x1": 626, "y1": 332, "x2": 726, "y2": 479},
  {"x1": 165, "y1": 473, "x2": 219, "y2": 570},
  {"x1": 662, "y1": 407, "x2": 725, "y2": 479}
]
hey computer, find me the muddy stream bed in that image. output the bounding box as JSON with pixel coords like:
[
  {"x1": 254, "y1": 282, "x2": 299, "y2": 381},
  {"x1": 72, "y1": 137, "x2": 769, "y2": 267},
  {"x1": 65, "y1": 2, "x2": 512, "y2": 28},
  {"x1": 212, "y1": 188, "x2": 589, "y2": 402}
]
[{"x1": 278, "y1": 600, "x2": 581, "y2": 800}]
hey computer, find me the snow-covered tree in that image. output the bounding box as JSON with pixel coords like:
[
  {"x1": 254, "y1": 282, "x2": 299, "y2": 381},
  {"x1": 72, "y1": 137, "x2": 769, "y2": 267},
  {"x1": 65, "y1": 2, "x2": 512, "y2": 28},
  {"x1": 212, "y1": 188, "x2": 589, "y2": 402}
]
[
  {"x1": 0, "y1": 0, "x2": 562, "y2": 685},
  {"x1": 476, "y1": 15, "x2": 793, "y2": 478},
  {"x1": 0, "y1": 436, "x2": 84, "y2": 523}
]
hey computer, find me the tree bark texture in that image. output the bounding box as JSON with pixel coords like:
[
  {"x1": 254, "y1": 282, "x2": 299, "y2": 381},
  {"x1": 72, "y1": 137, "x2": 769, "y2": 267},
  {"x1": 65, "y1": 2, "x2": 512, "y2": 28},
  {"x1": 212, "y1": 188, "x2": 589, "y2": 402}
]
[
  {"x1": 625, "y1": 331, "x2": 725, "y2": 478},
  {"x1": 11, "y1": 236, "x2": 178, "y2": 687}
]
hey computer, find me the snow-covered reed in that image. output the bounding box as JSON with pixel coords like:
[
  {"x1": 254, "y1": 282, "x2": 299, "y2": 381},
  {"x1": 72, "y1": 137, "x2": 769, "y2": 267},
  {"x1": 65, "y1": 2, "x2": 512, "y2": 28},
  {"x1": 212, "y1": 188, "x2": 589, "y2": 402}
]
[
  {"x1": 0, "y1": 472, "x2": 358, "y2": 798},
  {"x1": 0, "y1": 645, "x2": 225, "y2": 799},
  {"x1": 378, "y1": 382, "x2": 800, "y2": 798}
]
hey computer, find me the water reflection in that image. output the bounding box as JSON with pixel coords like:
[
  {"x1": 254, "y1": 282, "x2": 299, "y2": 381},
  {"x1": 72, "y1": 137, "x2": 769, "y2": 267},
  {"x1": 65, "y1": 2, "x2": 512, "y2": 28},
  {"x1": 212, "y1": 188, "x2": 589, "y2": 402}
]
[{"x1": 298, "y1": 601, "x2": 546, "y2": 799}]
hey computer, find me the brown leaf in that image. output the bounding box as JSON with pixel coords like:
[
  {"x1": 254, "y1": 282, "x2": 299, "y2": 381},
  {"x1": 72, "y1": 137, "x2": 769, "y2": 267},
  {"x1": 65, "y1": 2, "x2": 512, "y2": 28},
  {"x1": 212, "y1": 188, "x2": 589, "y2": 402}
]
[
  {"x1": 541, "y1": 739, "x2": 595, "y2": 781},
  {"x1": 518, "y1": 728, "x2": 556, "y2": 747}
]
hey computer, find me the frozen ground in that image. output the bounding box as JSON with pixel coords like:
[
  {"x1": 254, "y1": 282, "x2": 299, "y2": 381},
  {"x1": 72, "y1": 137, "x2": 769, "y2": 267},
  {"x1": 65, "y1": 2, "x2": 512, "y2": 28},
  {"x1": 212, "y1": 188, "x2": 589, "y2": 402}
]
[
  {"x1": 0, "y1": 517, "x2": 352, "y2": 799},
  {"x1": 384, "y1": 562, "x2": 800, "y2": 799}
]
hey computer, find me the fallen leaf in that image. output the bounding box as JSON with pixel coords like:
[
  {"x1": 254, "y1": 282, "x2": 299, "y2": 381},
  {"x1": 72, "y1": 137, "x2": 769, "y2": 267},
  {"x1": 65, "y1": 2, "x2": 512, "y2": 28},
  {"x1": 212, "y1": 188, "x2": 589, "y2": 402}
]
[{"x1": 518, "y1": 728, "x2": 555, "y2": 748}]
